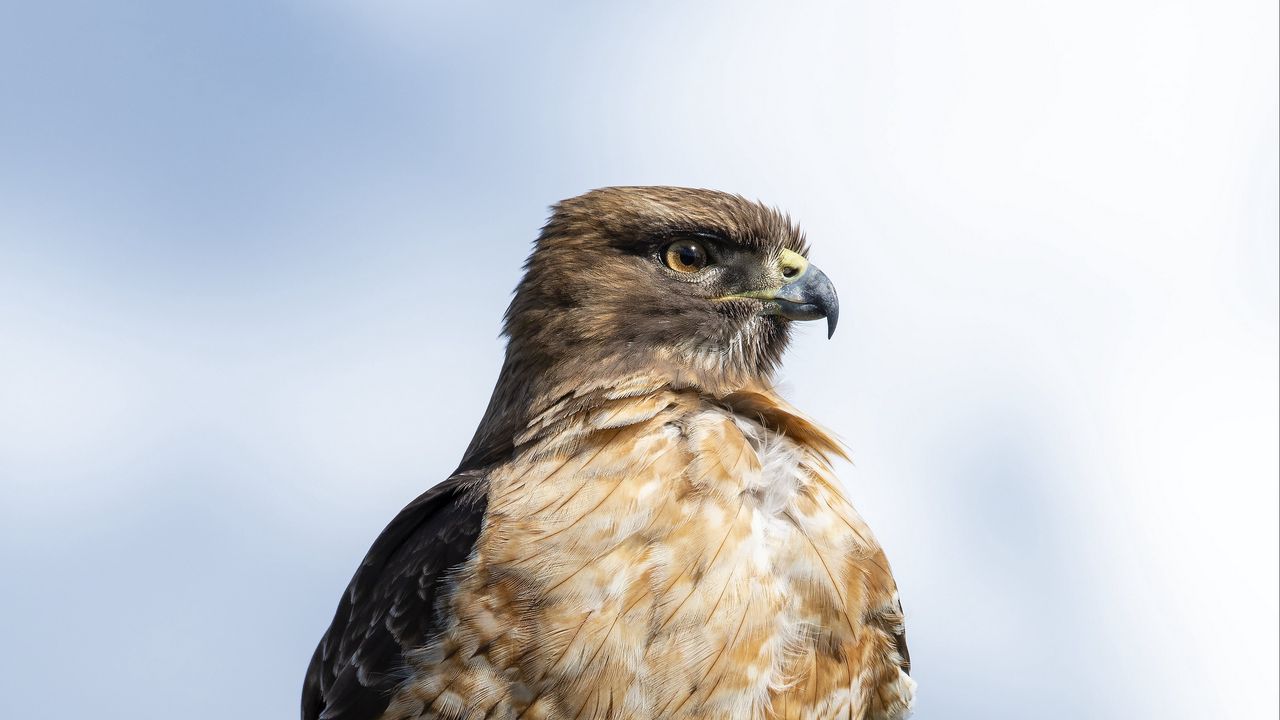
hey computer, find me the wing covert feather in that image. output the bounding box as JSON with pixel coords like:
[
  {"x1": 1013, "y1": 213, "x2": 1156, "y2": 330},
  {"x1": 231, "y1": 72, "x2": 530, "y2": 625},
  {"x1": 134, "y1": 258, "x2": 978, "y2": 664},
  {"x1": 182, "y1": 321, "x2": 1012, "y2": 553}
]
[{"x1": 302, "y1": 475, "x2": 486, "y2": 720}]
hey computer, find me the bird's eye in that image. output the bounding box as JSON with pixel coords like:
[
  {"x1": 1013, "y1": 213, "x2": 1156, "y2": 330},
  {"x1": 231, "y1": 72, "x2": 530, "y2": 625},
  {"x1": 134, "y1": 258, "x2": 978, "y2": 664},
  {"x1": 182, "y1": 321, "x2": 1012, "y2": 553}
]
[{"x1": 663, "y1": 240, "x2": 709, "y2": 274}]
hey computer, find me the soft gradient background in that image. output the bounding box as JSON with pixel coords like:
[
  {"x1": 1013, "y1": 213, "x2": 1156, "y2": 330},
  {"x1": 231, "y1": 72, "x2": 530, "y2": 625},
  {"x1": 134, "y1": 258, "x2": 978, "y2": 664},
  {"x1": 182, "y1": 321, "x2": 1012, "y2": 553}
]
[{"x1": 1, "y1": 2, "x2": 1276, "y2": 718}]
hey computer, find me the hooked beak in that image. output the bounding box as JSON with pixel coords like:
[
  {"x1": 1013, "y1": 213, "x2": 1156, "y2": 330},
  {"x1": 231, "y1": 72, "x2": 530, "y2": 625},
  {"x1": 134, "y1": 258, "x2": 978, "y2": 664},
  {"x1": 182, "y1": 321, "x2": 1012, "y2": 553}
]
[
  {"x1": 718, "y1": 249, "x2": 841, "y2": 338},
  {"x1": 768, "y1": 260, "x2": 840, "y2": 338}
]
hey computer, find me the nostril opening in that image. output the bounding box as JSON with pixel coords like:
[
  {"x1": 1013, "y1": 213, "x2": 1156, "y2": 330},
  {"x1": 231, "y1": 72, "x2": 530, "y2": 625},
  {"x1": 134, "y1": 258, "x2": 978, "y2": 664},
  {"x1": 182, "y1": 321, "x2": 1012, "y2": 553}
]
[{"x1": 782, "y1": 266, "x2": 799, "y2": 279}]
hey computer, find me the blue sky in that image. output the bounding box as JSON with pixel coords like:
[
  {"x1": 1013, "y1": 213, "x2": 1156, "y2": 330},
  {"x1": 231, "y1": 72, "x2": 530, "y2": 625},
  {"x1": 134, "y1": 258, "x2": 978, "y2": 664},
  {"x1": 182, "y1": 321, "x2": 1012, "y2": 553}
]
[{"x1": 1, "y1": 2, "x2": 1276, "y2": 718}]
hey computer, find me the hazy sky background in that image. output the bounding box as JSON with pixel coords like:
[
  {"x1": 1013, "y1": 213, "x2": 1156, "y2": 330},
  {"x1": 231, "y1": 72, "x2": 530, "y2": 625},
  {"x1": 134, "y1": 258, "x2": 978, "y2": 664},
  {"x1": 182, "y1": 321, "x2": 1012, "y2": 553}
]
[{"x1": 1, "y1": 2, "x2": 1276, "y2": 718}]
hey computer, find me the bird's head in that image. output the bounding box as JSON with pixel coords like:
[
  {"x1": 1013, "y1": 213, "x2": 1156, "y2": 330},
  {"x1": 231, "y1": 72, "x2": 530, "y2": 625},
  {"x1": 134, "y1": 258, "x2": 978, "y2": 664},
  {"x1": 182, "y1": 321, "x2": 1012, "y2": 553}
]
[{"x1": 502, "y1": 186, "x2": 839, "y2": 395}]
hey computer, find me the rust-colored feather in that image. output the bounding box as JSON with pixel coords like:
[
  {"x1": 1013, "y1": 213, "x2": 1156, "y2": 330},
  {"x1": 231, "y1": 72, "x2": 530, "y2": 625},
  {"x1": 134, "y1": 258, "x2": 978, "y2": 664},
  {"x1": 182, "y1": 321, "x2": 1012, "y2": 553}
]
[{"x1": 384, "y1": 385, "x2": 912, "y2": 720}]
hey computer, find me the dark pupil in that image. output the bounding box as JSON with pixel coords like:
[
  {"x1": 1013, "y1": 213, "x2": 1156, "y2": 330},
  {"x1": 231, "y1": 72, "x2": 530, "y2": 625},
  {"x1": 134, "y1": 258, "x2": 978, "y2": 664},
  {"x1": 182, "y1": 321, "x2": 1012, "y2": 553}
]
[{"x1": 678, "y1": 245, "x2": 701, "y2": 267}]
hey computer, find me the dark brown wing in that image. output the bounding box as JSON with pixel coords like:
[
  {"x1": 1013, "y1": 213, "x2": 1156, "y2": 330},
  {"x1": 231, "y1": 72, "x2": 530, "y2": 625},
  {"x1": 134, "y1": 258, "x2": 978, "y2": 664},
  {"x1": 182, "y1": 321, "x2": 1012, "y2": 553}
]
[
  {"x1": 885, "y1": 594, "x2": 911, "y2": 675},
  {"x1": 302, "y1": 474, "x2": 487, "y2": 720},
  {"x1": 895, "y1": 611, "x2": 911, "y2": 675}
]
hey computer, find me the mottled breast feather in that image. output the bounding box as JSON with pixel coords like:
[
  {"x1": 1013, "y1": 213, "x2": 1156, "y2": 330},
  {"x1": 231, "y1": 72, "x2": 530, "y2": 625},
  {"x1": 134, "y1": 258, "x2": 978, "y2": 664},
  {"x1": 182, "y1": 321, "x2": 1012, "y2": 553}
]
[{"x1": 372, "y1": 383, "x2": 913, "y2": 720}]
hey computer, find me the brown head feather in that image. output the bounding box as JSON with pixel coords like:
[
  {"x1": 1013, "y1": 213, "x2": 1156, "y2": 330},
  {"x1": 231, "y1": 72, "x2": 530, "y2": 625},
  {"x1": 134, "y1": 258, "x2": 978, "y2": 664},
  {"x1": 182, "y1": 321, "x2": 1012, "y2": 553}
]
[{"x1": 463, "y1": 186, "x2": 815, "y2": 470}]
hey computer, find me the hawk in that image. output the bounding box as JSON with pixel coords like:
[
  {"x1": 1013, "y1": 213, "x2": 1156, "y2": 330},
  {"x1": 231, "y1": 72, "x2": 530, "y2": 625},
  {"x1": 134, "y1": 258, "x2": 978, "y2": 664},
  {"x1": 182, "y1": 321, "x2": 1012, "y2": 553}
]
[{"x1": 303, "y1": 187, "x2": 914, "y2": 720}]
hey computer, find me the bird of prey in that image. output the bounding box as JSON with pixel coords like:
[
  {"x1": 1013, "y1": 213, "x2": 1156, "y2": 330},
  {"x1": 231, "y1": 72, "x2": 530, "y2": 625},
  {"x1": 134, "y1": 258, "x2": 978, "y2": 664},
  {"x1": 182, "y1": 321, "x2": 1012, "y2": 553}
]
[{"x1": 303, "y1": 187, "x2": 913, "y2": 720}]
